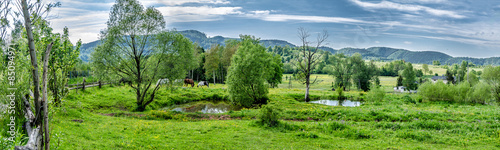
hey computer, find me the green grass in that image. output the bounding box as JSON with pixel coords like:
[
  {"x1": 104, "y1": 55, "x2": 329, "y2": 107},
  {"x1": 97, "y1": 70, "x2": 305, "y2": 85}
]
[{"x1": 3, "y1": 74, "x2": 500, "y2": 149}]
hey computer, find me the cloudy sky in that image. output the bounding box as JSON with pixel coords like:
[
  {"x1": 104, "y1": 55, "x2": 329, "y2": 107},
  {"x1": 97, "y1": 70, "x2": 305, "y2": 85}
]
[{"x1": 45, "y1": 0, "x2": 500, "y2": 58}]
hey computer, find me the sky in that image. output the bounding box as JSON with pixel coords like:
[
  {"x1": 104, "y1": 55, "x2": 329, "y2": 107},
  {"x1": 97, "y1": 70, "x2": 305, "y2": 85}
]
[{"x1": 43, "y1": 0, "x2": 500, "y2": 58}]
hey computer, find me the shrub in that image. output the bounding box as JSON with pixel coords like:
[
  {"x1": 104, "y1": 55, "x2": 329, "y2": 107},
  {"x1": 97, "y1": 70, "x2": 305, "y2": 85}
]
[
  {"x1": 402, "y1": 95, "x2": 416, "y2": 104},
  {"x1": 296, "y1": 132, "x2": 319, "y2": 139},
  {"x1": 453, "y1": 82, "x2": 471, "y2": 103},
  {"x1": 259, "y1": 105, "x2": 282, "y2": 127},
  {"x1": 323, "y1": 121, "x2": 349, "y2": 133},
  {"x1": 366, "y1": 85, "x2": 385, "y2": 102},
  {"x1": 468, "y1": 82, "x2": 493, "y2": 104},
  {"x1": 418, "y1": 81, "x2": 454, "y2": 102}
]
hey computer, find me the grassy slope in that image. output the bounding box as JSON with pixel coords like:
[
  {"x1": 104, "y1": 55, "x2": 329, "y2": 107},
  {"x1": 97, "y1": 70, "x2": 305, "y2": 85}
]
[{"x1": 46, "y1": 75, "x2": 500, "y2": 150}]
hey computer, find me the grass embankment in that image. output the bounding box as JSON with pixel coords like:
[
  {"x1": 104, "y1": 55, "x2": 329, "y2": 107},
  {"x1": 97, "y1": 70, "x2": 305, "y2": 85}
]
[{"x1": 46, "y1": 77, "x2": 500, "y2": 149}]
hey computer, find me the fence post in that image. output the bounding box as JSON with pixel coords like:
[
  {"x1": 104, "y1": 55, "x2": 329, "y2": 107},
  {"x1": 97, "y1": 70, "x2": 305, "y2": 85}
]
[
  {"x1": 98, "y1": 80, "x2": 102, "y2": 88},
  {"x1": 82, "y1": 77, "x2": 86, "y2": 91}
]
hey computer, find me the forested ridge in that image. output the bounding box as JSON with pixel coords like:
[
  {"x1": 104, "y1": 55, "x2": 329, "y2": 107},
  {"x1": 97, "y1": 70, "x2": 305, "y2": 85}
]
[{"x1": 78, "y1": 30, "x2": 500, "y2": 66}]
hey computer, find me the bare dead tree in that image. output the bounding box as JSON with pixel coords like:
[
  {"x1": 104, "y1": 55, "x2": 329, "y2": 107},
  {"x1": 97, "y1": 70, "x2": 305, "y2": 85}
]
[
  {"x1": 16, "y1": 0, "x2": 53, "y2": 149},
  {"x1": 294, "y1": 27, "x2": 329, "y2": 102}
]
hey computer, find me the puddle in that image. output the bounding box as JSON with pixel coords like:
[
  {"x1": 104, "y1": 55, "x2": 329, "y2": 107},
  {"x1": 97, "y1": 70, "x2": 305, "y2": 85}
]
[
  {"x1": 166, "y1": 101, "x2": 242, "y2": 113},
  {"x1": 308, "y1": 100, "x2": 361, "y2": 107}
]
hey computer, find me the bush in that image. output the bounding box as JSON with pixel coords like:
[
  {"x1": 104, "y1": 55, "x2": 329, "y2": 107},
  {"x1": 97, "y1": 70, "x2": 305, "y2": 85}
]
[
  {"x1": 259, "y1": 105, "x2": 282, "y2": 127},
  {"x1": 366, "y1": 85, "x2": 385, "y2": 102},
  {"x1": 468, "y1": 82, "x2": 493, "y2": 104},
  {"x1": 296, "y1": 132, "x2": 319, "y2": 139},
  {"x1": 402, "y1": 95, "x2": 416, "y2": 104},
  {"x1": 453, "y1": 82, "x2": 471, "y2": 103},
  {"x1": 418, "y1": 81, "x2": 454, "y2": 102},
  {"x1": 323, "y1": 121, "x2": 349, "y2": 133}
]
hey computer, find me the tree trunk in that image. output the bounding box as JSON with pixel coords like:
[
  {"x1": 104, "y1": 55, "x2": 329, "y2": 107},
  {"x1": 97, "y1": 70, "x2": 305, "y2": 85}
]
[
  {"x1": 213, "y1": 70, "x2": 215, "y2": 85},
  {"x1": 305, "y1": 74, "x2": 310, "y2": 102},
  {"x1": 42, "y1": 43, "x2": 52, "y2": 150},
  {"x1": 17, "y1": 0, "x2": 42, "y2": 149}
]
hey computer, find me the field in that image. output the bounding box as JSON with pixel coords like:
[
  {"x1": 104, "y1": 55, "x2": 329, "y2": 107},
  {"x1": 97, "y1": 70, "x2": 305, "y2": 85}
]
[{"x1": 39, "y1": 74, "x2": 500, "y2": 150}]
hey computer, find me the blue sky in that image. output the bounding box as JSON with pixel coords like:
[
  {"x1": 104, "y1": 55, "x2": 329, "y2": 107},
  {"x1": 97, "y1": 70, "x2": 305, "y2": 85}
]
[{"x1": 46, "y1": 0, "x2": 500, "y2": 58}]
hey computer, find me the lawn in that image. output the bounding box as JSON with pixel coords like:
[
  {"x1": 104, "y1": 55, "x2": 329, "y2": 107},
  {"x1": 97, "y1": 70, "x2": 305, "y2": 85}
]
[{"x1": 38, "y1": 74, "x2": 500, "y2": 150}]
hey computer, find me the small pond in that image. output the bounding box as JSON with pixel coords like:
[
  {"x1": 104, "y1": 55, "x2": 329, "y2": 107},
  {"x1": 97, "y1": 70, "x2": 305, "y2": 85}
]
[
  {"x1": 166, "y1": 101, "x2": 242, "y2": 114},
  {"x1": 308, "y1": 100, "x2": 362, "y2": 107}
]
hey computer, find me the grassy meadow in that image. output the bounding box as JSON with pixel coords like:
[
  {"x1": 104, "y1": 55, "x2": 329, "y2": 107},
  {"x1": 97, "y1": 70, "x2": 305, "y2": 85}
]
[{"x1": 37, "y1": 74, "x2": 500, "y2": 150}]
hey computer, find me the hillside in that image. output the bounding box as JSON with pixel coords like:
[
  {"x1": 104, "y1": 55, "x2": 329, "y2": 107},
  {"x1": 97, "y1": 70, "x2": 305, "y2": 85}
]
[{"x1": 77, "y1": 30, "x2": 500, "y2": 65}]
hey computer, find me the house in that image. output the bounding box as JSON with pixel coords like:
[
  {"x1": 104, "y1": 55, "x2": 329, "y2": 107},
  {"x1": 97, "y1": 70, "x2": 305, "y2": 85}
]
[
  {"x1": 431, "y1": 75, "x2": 455, "y2": 84},
  {"x1": 394, "y1": 86, "x2": 405, "y2": 92},
  {"x1": 394, "y1": 86, "x2": 417, "y2": 93}
]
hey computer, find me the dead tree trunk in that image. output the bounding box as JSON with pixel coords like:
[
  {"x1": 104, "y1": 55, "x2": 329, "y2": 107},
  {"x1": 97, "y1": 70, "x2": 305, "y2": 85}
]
[
  {"x1": 42, "y1": 43, "x2": 52, "y2": 150},
  {"x1": 16, "y1": 0, "x2": 52, "y2": 149}
]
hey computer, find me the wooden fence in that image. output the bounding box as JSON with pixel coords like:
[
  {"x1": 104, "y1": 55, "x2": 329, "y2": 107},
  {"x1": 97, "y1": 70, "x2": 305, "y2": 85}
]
[{"x1": 66, "y1": 79, "x2": 114, "y2": 90}]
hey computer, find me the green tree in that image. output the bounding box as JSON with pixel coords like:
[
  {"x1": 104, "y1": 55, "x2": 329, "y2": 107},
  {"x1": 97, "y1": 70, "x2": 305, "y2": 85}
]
[
  {"x1": 204, "y1": 44, "x2": 222, "y2": 84},
  {"x1": 397, "y1": 75, "x2": 403, "y2": 86},
  {"x1": 351, "y1": 53, "x2": 377, "y2": 91},
  {"x1": 227, "y1": 35, "x2": 271, "y2": 107},
  {"x1": 92, "y1": 0, "x2": 193, "y2": 111},
  {"x1": 267, "y1": 54, "x2": 284, "y2": 88},
  {"x1": 329, "y1": 53, "x2": 353, "y2": 91},
  {"x1": 402, "y1": 63, "x2": 417, "y2": 90},
  {"x1": 48, "y1": 27, "x2": 81, "y2": 106},
  {"x1": 433, "y1": 60, "x2": 441, "y2": 66},
  {"x1": 422, "y1": 64, "x2": 429, "y2": 75},
  {"x1": 445, "y1": 70, "x2": 454, "y2": 84}
]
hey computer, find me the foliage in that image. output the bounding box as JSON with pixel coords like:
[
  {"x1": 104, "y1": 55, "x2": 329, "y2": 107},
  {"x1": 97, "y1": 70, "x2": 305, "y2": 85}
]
[
  {"x1": 204, "y1": 44, "x2": 221, "y2": 83},
  {"x1": 351, "y1": 53, "x2": 378, "y2": 91},
  {"x1": 402, "y1": 63, "x2": 417, "y2": 90},
  {"x1": 482, "y1": 66, "x2": 500, "y2": 103},
  {"x1": 468, "y1": 82, "x2": 493, "y2": 104},
  {"x1": 396, "y1": 75, "x2": 403, "y2": 86},
  {"x1": 366, "y1": 85, "x2": 385, "y2": 102},
  {"x1": 433, "y1": 60, "x2": 441, "y2": 66},
  {"x1": 227, "y1": 35, "x2": 270, "y2": 107},
  {"x1": 91, "y1": 0, "x2": 194, "y2": 111},
  {"x1": 48, "y1": 27, "x2": 81, "y2": 106},
  {"x1": 380, "y1": 60, "x2": 406, "y2": 76},
  {"x1": 422, "y1": 64, "x2": 429, "y2": 75},
  {"x1": 258, "y1": 105, "x2": 282, "y2": 127},
  {"x1": 328, "y1": 53, "x2": 353, "y2": 90},
  {"x1": 267, "y1": 54, "x2": 284, "y2": 88}
]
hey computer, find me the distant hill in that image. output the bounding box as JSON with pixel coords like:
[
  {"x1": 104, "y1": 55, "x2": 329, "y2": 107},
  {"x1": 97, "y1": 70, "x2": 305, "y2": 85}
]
[{"x1": 77, "y1": 30, "x2": 500, "y2": 65}]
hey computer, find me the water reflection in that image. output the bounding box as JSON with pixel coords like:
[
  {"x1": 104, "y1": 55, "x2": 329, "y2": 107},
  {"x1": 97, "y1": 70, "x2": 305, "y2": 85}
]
[
  {"x1": 169, "y1": 101, "x2": 242, "y2": 113},
  {"x1": 308, "y1": 100, "x2": 361, "y2": 107}
]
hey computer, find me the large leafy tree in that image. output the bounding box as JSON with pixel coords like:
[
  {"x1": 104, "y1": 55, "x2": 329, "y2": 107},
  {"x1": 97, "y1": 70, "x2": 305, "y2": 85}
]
[
  {"x1": 227, "y1": 35, "x2": 271, "y2": 107},
  {"x1": 92, "y1": 0, "x2": 193, "y2": 111},
  {"x1": 351, "y1": 53, "x2": 377, "y2": 92},
  {"x1": 48, "y1": 27, "x2": 81, "y2": 106},
  {"x1": 329, "y1": 53, "x2": 353, "y2": 91}
]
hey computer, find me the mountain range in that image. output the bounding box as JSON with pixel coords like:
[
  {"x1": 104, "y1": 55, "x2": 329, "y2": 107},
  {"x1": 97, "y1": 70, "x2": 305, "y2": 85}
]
[{"x1": 78, "y1": 30, "x2": 500, "y2": 66}]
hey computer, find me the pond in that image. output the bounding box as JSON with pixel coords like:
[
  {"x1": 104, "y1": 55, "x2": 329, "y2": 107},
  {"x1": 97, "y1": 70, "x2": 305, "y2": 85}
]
[
  {"x1": 308, "y1": 100, "x2": 362, "y2": 107},
  {"x1": 166, "y1": 101, "x2": 242, "y2": 114}
]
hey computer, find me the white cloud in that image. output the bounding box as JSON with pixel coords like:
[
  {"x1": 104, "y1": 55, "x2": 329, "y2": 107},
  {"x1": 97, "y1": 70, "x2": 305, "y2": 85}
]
[
  {"x1": 246, "y1": 12, "x2": 367, "y2": 24},
  {"x1": 156, "y1": 0, "x2": 230, "y2": 6},
  {"x1": 156, "y1": 6, "x2": 242, "y2": 22},
  {"x1": 350, "y1": 0, "x2": 466, "y2": 19},
  {"x1": 404, "y1": 41, "x2": 412, "y2": 44},
  {"x1": 375, "y1": 41, "x2": 380, "y2": 43}
]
